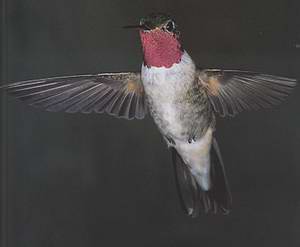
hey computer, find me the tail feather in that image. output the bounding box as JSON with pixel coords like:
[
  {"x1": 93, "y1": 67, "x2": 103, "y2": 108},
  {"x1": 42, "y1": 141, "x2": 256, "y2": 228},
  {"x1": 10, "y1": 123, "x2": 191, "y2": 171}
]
[
  {"x1": 171, "y1": 138, "x2": 232, "y2": 217},
  {"x1": 210, "y1": 138, "x2": 232, "y2": 213},
  {"x1": 172, "y1": 148, "x2": 200, "y2": 216}
]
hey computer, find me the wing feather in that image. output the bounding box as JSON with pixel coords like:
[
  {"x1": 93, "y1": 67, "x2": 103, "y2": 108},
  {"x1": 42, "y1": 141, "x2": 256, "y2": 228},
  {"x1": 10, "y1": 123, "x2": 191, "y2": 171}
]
[
  {"x1": 198, "y1": 69, "x2": 296, "y2": 117},
  {"x1": 1, "y1": 73, "x2": 147, "y2": 120}
]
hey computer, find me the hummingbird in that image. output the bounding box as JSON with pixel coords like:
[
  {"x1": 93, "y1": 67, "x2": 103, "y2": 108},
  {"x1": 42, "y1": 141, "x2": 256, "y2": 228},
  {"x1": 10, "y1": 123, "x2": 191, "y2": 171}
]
[{"x1": 1, "y1": 13, "x2": 296, "y2": 217}]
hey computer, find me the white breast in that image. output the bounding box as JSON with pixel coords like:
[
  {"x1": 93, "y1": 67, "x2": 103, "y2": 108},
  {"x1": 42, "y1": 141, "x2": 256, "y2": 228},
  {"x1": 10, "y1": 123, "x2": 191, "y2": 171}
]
[{"x1": 141, "y1": 51, "x2": 196, "y2": 139}]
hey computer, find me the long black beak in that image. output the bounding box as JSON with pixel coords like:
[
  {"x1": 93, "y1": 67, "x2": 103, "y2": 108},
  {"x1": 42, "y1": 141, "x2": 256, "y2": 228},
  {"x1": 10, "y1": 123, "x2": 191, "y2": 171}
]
[
  {"x1": 123, "y1": 24, "x2": 143, "y2": 29},
  {"x1": 123, "y1": 24, "x2": 151, "y2": 30}
]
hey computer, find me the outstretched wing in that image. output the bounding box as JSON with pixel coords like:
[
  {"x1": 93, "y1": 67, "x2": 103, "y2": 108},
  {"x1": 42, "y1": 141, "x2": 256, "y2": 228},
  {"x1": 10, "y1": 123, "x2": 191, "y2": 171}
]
[
  {"x1": 197, "y1": 69, "x2": 296, "y2": 117},
  {"x1": 1, "y1": 72, "x2": 147, "y2": 120}
]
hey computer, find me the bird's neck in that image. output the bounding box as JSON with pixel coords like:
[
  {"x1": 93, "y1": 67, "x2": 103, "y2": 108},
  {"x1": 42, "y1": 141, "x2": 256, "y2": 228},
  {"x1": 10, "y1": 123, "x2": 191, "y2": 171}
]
[{"x1": 139, "y1": 30, "x2": 183, "y2": 68}]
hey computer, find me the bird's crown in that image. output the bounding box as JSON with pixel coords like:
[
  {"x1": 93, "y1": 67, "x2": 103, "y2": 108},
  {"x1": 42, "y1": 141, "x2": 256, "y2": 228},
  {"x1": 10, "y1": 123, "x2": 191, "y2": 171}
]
[{"x1": 139, "y1": 13, "x2": 177, "y2": 33}]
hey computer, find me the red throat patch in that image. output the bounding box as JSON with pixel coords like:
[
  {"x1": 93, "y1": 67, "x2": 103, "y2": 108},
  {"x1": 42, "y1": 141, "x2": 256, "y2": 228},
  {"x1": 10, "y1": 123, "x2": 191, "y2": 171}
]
[{"x1": 139, "y1": 30, "x2": 183, "y2": 68}]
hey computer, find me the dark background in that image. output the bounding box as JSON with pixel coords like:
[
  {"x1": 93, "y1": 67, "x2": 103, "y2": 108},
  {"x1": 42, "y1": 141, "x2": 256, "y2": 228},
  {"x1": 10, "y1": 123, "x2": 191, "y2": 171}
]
[{"x1": 1, "y1": 0, "x2": 300, "y2": 246}]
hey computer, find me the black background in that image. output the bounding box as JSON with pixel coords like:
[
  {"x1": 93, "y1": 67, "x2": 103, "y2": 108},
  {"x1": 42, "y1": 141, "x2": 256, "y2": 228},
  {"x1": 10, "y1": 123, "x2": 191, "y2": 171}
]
[{"x1": 2, "y1": 0, "x2": 300, "y2": 246}]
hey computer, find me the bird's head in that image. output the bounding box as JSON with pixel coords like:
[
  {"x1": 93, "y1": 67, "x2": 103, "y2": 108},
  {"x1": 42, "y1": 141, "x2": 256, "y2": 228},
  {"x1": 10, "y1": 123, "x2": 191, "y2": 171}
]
[{"x1": 125, "y1": 13, "x2": 183, "y2": 68}]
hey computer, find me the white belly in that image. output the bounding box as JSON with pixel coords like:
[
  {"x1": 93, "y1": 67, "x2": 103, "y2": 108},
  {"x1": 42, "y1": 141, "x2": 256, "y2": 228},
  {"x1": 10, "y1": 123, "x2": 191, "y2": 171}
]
[
  {"x1": 176, "y1": 128, "x2": 213, "y2": 190},
  {"x1": 141, "y1": 51, "x2": 213, "y2": 190}
]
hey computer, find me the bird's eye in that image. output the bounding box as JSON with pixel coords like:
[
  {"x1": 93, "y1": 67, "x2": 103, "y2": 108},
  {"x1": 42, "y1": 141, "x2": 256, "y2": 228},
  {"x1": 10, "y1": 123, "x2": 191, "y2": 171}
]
[{"x1": 165, "y1": 21, "x2": 175, "y2": 32}]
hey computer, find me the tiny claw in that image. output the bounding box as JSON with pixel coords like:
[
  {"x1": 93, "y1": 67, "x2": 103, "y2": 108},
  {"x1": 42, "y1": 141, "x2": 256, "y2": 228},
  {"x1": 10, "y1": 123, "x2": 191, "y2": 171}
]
[{"x1": 188, "y1": 136, "x2": 196, "y2": 144}]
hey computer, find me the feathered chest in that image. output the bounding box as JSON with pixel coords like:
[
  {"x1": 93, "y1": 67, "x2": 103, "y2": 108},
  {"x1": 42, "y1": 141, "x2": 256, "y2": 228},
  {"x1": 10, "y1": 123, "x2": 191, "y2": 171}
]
[
  {"x1": 141, "y1": 52, "x2": 211, "y2": 140},
  {"x1": 141, "y1": 51, "x2": 195, "y2": 110}
]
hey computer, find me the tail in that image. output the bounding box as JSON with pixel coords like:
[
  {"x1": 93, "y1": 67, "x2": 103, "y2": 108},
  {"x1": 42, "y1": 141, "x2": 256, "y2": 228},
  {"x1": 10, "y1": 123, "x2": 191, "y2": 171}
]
[{"x1": 171, "y1": 138, "x2": 232, "y2": 217}]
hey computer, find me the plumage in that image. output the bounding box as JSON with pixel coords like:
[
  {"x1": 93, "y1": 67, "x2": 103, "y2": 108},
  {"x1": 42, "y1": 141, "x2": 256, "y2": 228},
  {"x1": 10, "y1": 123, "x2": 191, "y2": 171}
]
[
  {"x1": 172, "y1": 137, "x2": 231, "y2": 216},
  {"x1": 142, "y1": 51, "x2": 214, "y2": 141},
  {"x1": 2, "y1": 73, "x2": 147, "y2": 120},
  {"x1": 0, "y1": 12, "x2": 296, "y2": 217},
  {"x1": 198, "y1": 69, "x2": 296, "y2": 117}
]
